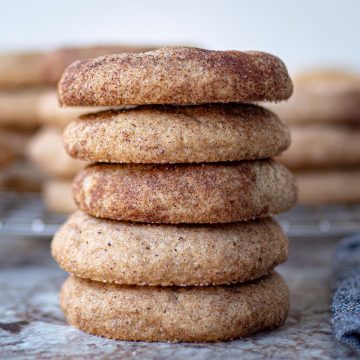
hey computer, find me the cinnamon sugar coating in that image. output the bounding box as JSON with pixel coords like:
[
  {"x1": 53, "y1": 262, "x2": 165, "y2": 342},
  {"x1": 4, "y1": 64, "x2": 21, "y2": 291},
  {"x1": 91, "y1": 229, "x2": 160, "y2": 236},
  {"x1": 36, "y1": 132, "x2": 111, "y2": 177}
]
[{"x1": 58, "y1": 47, "x2": 293, "y2": 106}]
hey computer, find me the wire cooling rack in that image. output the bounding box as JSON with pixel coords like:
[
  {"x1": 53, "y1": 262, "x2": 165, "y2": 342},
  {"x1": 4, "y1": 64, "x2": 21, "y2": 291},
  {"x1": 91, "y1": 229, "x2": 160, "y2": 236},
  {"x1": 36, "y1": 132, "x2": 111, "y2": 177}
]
[{"x1": 0, "y1": 191, "x2": 360, "y2": 238}]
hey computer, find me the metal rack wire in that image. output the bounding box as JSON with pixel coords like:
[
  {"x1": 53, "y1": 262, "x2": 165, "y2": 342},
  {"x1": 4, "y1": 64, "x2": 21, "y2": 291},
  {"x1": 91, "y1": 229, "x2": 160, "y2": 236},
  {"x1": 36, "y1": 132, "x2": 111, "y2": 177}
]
[{"x1": 0, "y1": 191, "x2": 359, "y2": 238}]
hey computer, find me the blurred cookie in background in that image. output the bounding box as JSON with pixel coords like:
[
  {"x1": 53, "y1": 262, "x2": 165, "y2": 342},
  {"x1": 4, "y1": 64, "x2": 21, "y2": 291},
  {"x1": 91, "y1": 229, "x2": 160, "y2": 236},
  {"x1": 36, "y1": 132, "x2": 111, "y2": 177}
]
[
  {"x1": 279, "y1": 125, "x2": 360, "y2": 170},
  {"x1": 296, "y1": 170, "x2": 360, "y2": 204},
  {"x1": 0, "y1": 89, "x2": 48, "y2": 130},
  {"x1": 27, "y1": 126, "x2": 86, "y2": 178},
  {"x1": 270, "y1": 69, "x2": 360, "y2": 205},
  {"x1": 0, "y1": 50, "x2": 49, "y2": 192},
  {"x1": 0, "y1": 128, "x2": 31, "y2": 168},
  {"x1": 43, "y1": 179, "x2": 76, "y2": 214},
  {"x1": 268, "y1": 70, "x2": 360, "y2": 125},
  {"x1": 0, "y1": 161, "x2": 43, "y2": 192},
  {"x1": 37, "y1": 90, "x2": 111, "y2": 129},
  {"x1": 0, "y1": 52, "x2": 46, "y2": 88},
  {"x1": 26, "y1": 126, "x2": 87, "y2": 213}
]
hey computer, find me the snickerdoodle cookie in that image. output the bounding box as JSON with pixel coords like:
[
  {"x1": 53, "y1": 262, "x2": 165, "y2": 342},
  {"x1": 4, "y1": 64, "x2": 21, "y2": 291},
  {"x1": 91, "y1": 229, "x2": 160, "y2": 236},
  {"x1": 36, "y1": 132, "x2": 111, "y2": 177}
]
[
  {"x1": 73, "y1": 160, "x2": 297, "y2": 223},
  {"x1": 60, "y1": 272, "x2": 289, "y2": 342},
  {"x1": 58, "y1": 47, "x2": 293, "y2": 106},
  {"x1": 64, "y1": 104, "x2": 290, "y2": 164},
  {"x1": 52, "y1": 211, "x2": 288, "y2": 286}
]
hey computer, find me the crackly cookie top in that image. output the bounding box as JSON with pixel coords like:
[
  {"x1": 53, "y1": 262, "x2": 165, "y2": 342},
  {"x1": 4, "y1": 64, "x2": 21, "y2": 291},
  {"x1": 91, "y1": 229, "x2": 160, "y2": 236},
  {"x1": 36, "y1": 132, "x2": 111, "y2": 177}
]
[{"x1": 58, "y1": 46, "x2": 293, "y2": 106}]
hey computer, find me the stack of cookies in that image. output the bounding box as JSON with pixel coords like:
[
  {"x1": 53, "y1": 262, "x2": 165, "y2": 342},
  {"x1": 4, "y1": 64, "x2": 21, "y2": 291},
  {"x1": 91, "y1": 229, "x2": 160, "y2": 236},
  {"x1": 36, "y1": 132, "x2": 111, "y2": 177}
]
[
  {"x1": 271, "y1": 70, "x2": 360, "y2": 204},
  {"x1": 52, "y1": 47, "x2": 297, "y2": 342},
  {"x1": 27, "y1": 45, "x2": 153, "y2": 212}
]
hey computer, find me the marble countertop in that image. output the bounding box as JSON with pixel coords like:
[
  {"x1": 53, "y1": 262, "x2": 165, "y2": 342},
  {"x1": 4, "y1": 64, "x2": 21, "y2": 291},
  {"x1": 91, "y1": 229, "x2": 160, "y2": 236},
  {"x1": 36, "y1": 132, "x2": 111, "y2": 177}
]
[{"x1": 0, "y1": 235, "x2": 358, "y2": 359}]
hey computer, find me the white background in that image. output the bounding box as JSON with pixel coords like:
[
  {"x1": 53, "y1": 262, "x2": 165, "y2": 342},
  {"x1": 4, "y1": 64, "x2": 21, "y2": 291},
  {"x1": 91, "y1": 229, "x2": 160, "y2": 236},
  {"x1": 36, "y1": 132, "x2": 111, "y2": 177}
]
[{"x1": 1, "y1": 0, "x2": 359, "y2": 73}]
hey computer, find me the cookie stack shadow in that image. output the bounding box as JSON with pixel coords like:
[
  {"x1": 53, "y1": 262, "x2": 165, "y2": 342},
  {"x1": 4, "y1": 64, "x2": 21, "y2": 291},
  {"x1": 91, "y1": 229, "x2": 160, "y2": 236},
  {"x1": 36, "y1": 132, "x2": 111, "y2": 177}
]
[{"x1": 51, "y1": 47, "x2": 297, "y2": 342}]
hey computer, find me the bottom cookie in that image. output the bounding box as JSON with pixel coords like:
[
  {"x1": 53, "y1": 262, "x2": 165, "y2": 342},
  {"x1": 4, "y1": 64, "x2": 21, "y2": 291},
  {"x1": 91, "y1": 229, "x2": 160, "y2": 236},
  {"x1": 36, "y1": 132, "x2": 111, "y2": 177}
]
[
  {"x1": 296, "y1": 170, "x2": 360, "y2": 204},
  {"x1": 60, "y1": 273, "x2": 289, "y2": 342}
]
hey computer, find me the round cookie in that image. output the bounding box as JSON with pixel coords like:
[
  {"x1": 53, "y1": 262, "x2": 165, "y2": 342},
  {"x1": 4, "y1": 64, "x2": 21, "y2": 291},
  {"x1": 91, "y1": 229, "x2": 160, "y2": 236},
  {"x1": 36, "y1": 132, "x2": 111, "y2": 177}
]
[
  {"x1": 296, "y1": 170, "x2": 360, "y2": 205},
  {"x1": 44, "y1": 179, "x2": 77, "y2": 213},
  {"x1": 60, "y1": 273, "x2": 289, "y2": 342},
  {"x1": 0, "y1": 52, "x2": 45, "y2": 88},
  {"x1": 42, "y1": 45, "x2": 156, "y2": 85},
  {"x1": 267, "y1": 70, "x2": 360, "y2": 125},
  {"x1": 58, "y1": 46, "x2": 293, "y2": 106},
  {"x1": 64, "y1": 104, "x2": 290, "y2": 164},
  {"x1": 73, "y1": 160, "x2": 297, "y2": 224},
  {"x1": 0, "y1": 89, "x2": 47, "y2": 129},
  {"x1": 278, "y1": 125, "x2": 360, "y2": 170},
  {"x1": 27, "y1": 127, "x2": 86, "y2": 178},
  {"x1": 52, "y1": 211, "x2": 288, "y2": 286}
]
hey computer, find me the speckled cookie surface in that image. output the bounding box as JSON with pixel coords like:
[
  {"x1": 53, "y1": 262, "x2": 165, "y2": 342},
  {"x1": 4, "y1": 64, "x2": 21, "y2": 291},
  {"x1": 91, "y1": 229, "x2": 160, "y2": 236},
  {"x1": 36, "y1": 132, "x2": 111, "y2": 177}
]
[
  {"x1": 52, "y1": 211, "x2": 288, "y2": 286},
  {"x1": 267, "y1": 70, "x2": 360, "y2": 125},
  {"x1": 58, "y1": 46, "x2": 293, "y2": 106},
  {"x1": 73, "y1": 160, "x2": 297, "y2": 224},
  {"x1": 44, "y1": 179, "x2": 77, "y2": 213},
  {"x1": 27, "y1": 127, "x2": 86, "y2": 178},
  {"x1": 278, "y1": 125, "x2": 360, "y2": 170},
  {"x1": 60, "y1": 273, "x2": 289, "y2": 342},
  {"x1": 42, "y1": 45, "x2": 156, "y2": 84},
  {"x1": 296, "y1": 170, "x2": 360, "y2": 205},
  {"x1": 64, "y1": 104, "x2": 290, "y2": 164}
]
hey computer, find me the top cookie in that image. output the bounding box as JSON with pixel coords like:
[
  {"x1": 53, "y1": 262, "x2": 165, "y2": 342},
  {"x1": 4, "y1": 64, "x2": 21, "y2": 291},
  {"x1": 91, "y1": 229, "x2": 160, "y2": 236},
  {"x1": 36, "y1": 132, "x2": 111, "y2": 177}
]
[
  {"x1": 58, "y1": 47, "x2": 293, "y2": 106},
  {"x1": 42, "y1": 45, "x2": 156, "y2": 85},
  {"x1": 267, "y1": 70, "x2": 360, "y2": 125}
]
